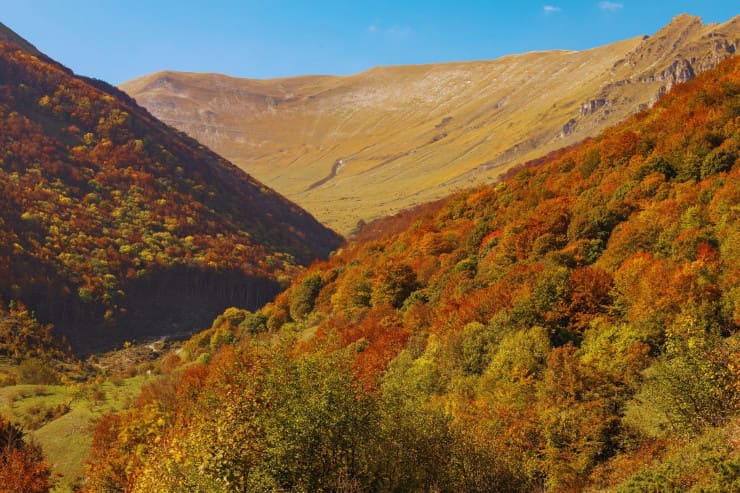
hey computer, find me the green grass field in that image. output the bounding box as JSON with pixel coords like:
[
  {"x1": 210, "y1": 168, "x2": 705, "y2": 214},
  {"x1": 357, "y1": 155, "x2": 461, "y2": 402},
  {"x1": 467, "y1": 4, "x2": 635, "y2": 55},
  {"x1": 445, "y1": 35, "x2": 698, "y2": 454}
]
[{"x1": 0, "y1": 375, "x2": 151, "y2": 492}]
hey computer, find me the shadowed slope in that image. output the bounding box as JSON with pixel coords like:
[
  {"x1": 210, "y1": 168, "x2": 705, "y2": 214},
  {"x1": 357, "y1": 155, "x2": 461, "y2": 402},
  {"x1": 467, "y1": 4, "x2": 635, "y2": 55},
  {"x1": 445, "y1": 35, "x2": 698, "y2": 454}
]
[{"x1": 0, "y1": 31, "x2": 342, "y2": 353}]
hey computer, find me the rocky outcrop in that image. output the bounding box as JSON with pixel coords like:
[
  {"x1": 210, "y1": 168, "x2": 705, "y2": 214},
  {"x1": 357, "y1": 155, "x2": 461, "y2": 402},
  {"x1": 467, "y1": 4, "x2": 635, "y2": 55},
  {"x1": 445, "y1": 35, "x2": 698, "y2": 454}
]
[
  {"x1": 638, "y1": 58, "x2": 695, "y2": 85},
  {"x1": 701, "y1": 36, "x2": 738, "y2": 71},
  {"x1": 601, "y1": 79, "x2": 631, "y2": 91},
  {"x1": 659, "y1": 58, "x2": 696, "y2": 85},
  {"x1": 561, "y1": 118, "x2": 577, "y2": 137},
  {"x1": 580, "y1": 99, "x2": 608, "y2": 117}
]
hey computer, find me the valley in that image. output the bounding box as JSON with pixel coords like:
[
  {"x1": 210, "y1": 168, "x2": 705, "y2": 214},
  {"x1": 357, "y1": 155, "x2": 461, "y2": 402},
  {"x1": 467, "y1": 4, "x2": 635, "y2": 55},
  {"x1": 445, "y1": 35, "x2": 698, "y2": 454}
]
[
  {"x1": 0, "y1": 10, "x2": 738, "y2": 493},
  {"x1": 94, "y1": 54, "x2": 740, "y2": 492}
]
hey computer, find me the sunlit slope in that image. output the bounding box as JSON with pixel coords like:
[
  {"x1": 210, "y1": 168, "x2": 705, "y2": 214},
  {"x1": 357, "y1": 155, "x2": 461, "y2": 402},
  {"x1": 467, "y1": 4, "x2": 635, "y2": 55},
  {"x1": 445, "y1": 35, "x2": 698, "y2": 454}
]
[
  {"x1": 122, "y1": 14, "x2": 739, "y2": 234},
  {"x1": 90, "y1": 53, "x2": 740, "y2": 493}
]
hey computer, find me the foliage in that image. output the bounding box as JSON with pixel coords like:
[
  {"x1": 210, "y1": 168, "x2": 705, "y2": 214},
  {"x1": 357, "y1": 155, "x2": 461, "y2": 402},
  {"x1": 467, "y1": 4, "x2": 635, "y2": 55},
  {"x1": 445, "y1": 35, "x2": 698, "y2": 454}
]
[
  {"x1": 0, "y1": 301, "x2": 69, "y2": 362},
  {"x1": 83, "y1": 55, "x2": 740, "y2": 491},
  {"x1": 0, "y1": 415, "x2": 53, "y2": 493},
  {"x1": 289, "y1": 274, "x2": 323, "y2": 320},
  {"x1": 613, "y1": 420, "x2": 740, "y2": 493},
  {"x1": 0, "y1": 41, "x2": 341, "y2": 352},
  {"x1": 15, "y1": 358, "x2": 60, "y2": 385}
]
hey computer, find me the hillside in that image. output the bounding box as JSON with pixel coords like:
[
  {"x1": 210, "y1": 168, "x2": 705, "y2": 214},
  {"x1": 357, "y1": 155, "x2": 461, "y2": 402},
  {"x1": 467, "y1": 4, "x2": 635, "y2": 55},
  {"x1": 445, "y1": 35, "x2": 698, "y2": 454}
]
[
  {"x1": 87, "y1": 51, "x2": 739, "y2": 491},
  {"x1": 121, "y1": 13, "x2": 740, "y2": 234},
  {"x1": 0, "y1": 27, "x2": 342, "y2": 353}
]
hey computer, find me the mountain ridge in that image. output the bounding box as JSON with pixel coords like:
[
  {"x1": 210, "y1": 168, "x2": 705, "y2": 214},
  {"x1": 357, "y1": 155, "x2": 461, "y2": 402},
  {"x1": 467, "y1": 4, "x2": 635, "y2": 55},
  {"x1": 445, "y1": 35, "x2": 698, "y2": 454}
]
[
  {"x1": 121, "y1": 13, "x2": 740, "y2": 234},
  {"x1": 0, "y1": 21, "x2": 43, "y2": 58},
  {"x1": 0, "y1": 32, "x2": 342, "y2": 352}
]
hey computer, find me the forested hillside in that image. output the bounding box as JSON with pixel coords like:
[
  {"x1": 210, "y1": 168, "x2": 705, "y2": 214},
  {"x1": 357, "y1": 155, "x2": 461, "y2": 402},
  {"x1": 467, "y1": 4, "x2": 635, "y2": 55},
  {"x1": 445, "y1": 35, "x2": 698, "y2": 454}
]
[
  {"x1": 83, "y1": 53, "x2": 739, "y2": 491},
  {"x1": 0, "y1": 37, "x2": 341, "y2": 352}
]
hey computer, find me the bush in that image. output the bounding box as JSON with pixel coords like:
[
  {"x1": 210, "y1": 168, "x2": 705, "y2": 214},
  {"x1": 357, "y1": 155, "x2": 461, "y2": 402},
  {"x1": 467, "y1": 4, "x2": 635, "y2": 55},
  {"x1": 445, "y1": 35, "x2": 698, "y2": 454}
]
[
  {"x1": 372, "y1": 264, "x2": 419, "y2": 308},
  {"x1": 238, "y1": 311, "x2": 268, "y2": 335},
  {"x1": 0, "y1": 372, "x2": 16, "y2": 387},
  {"x1": 626, "y1": 315, "x2": 740, "y2": 437},
  {"x1": 458, "y1": 322, "x2": 493, "y2": 376},
  {"x1": 0, "y1": 415, "x2": 53, "y2": 492},
  {"x1": 615, "y1": 425, "x2": 740, "y2": 493},
  {"x1": 635, "y1": 156, "x2": 676, "y2": 181},
  {"x1": 22, "y1": 402, "x2": 70, "y2": 430},
  {"x1": 16, "y1": 359, "x2": 60, "y2": 385}
]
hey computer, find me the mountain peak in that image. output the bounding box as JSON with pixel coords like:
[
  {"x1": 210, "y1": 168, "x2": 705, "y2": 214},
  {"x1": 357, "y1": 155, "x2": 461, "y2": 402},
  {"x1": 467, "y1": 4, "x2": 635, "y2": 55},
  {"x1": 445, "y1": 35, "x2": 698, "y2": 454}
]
[
  {"x1": 647, "y1": 13, "x2": 704, "y2": 40},
  {"x1": 668, "y1": 12, "x2": 703, "y2": 24},
  {"x1": 120, "y1": 14, "x2": 740, "y2": 235}
]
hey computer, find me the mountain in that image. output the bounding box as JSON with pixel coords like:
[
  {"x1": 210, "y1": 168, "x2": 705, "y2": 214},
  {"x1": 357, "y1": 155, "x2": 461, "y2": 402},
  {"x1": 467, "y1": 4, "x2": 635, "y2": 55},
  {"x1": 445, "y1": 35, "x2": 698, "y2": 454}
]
[
  {"x1": 0, "y1": 29, "x2": 342, "y2": 352},
  {"x1": 121, "y1": 13, "x2": 740, "y2": 234},
  {"x1": 87, "y1": 53, "x2": 740, "y2": 492},
  {"x1": 0, "y1": 22, "x2": 43, "y2": 58}
]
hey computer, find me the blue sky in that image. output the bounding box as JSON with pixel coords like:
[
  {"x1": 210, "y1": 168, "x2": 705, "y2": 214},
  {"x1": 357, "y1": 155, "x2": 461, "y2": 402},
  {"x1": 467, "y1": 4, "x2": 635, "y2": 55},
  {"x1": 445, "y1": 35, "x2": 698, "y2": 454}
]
[{"x1": 3, "y1": 1, "x2": 738, "y2": 84}]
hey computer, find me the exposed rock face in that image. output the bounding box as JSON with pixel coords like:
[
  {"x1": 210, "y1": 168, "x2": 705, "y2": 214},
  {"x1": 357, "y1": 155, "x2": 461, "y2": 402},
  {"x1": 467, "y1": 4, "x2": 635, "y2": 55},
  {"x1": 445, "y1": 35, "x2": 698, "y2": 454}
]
[
  {"x1": 702, "y1": 36, "x2": 738, "y2": 71},
  {"x1": 121, "y1": 14, "x2": 740, "y2": 234},
  {"x1": 650, "y1": 86, "x2": 669, "y2": 107},
  {"x1": 580, "y1": 99, "x2": 608, "y2": 116},
  {"x1": 636, "y1": 58, "x2": 697, "y2": 107},
  {"x1": 659, "y1": 58, "x2": 696, "y2": 85},
  {"x1": 561, "y1": 118, "x2": 577, "y2": 137},
  {"x1": 577, "y1": 15, "x2": 739, "y2": 130}
]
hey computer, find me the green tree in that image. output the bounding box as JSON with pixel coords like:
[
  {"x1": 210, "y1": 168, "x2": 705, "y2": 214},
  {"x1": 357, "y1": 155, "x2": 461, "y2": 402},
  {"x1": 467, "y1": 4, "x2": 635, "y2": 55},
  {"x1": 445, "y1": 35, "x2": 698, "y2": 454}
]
[
  {"x1": 372, "y1": 263, "x2": 418, "y2": 308},
  {"x1": 289, "y1": 274, "x2": 323, "y2": 320},
  {"x1": 377, "y1": 347, "x2": 454, "y2": 492},
  {"x1": 259, "y1": 351, "x2": 379, "y2": 491},
  {"x1": 629, "y1": 311, "x2": 739, "y2": 436}
]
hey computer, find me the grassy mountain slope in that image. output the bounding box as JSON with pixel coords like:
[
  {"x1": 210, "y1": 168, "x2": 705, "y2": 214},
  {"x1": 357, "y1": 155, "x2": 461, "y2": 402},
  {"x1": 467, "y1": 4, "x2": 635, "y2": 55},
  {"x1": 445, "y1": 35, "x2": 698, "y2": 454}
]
[
  {"x1": 0, "y1": 374, "x2": 150, "y2": 492},
  {"x1": 121, "y1": 13, "x2": 740, "y2": 233},
  {"x1": 87, "y1": 51, "x2": 739, "y2": 492},
  {"x1": 0, "y1": 31, "x2": 342, "y2": 353}
]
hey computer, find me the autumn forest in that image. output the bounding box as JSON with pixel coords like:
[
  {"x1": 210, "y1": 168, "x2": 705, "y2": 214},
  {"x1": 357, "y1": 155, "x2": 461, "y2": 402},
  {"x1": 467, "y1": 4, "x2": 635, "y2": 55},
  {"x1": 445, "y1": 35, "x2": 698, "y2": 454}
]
[{"x1": 0, "y1": 14, "x2": 739, "y2": 493}]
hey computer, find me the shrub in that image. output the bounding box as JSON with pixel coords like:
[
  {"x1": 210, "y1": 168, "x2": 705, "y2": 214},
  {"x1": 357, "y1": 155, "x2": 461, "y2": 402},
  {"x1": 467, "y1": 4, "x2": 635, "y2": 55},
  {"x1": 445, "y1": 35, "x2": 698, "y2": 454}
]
[{"x1": 16, "y1": 359, "x2": 60, "y2": 385}]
